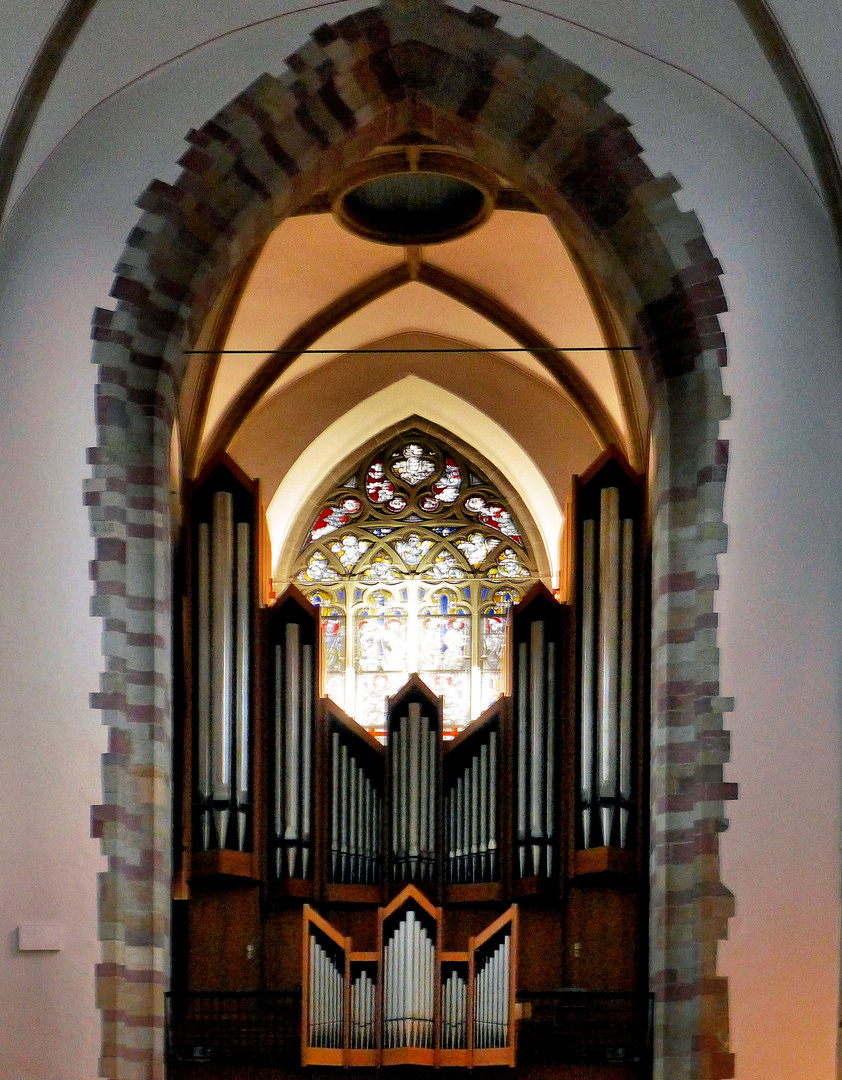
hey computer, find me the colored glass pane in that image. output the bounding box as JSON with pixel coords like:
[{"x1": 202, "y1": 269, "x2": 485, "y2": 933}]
[
  {"x1": 306, "y1": 496, "x2": 362, "y2": 544},
  {"x1": 456, "y1": 531, "x2": 500, "y2": 567},
  {"x1": 392, "y1": 443, "x2": 435, "y2": 485},
  {"x1": 329, "y1": 534, "x2": 370, "y2": 571},
  {"x1": 297, "y1": 551, "x2": 340, "y2": 583},
  {"x1": 365, "y1": 460, "x2": 395, "y2": 504},
  {"x1": 487, "y1": 548, "x2": 530, "y2": 579},
  {"x1": 393, "y1": 532, "x2": 433, "y2": 567}
]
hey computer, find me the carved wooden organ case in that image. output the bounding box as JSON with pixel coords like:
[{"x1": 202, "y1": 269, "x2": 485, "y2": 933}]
[{"x1": 174, "y1": 448, "x2": 648, "y2": 1067}]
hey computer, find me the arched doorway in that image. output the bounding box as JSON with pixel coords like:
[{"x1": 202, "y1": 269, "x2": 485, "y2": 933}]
[{"x1": 88, "y1": 3, "x2": 732, "y2": 1077}]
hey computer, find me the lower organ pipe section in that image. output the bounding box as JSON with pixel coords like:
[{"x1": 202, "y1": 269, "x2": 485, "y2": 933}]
[
  {"x1": 307, "y1": 933, "x2": 345, "y2": 1049},
  {"x1": 578, "y1": 477, "x2": 638, "y2": 848},
  {"x1": 330, "y1": 727, "x2": 381, "y2": 885},
  {"x1": 473, "y1": 932, "x2": 511, "y2": 1050},
  {"x1": 444, "y1": 727, "x2": 498, "y2": 884},
  {"x1": 350, "y1": 966, "x2": 376, "y2": 1049},
  {"x1": 301, "y1": 891, "x2": 517, "y2": 1066},
  {"x1": 195, "y1": 488, "x2": 251, "y2": 851},
  {"x1": 440, "y1": 966, "x2": 468, "y2": 1049},
  {"x1": 383, "y1": 909, "x2": 436, "y2": 1049}
]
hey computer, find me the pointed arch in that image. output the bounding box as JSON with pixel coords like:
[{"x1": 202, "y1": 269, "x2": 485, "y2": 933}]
[{"x1": 87, "y1": 3, "x2": 732, "y2": 1077}]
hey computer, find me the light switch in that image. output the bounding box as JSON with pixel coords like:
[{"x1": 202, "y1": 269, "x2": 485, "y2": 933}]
[{"x1": 18, "y1": 923, "x2": 63, "y2": 951}]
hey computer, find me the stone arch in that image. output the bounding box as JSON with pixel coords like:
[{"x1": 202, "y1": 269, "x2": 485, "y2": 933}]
[{"x1": 86, "y1": 2, "x2": 733, "y2": 1077}]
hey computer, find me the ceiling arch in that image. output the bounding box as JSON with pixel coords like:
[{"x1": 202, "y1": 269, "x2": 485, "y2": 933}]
[{"x1": 200, "y1": 254, "x2": 626, "y2": 471}]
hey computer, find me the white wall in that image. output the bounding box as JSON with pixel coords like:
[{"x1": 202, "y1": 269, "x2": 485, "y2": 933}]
[{"x1": 0, "y1": 4, "x2": 839, "y2": 1077}]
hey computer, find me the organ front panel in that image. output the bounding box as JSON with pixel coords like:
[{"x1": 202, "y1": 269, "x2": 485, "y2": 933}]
[
  {"x1": 511, "y1": 584, "x2": 565, "y2": 889},
  {"x1": 324, "y1": 701, "x2": 384, "y2": 901},
  {"x1": 174, "y1": 448, "x2": 649, "y2": 1071},
  {"x1": 573, "y1": 451, "x2": 643, "y2": 854},
  {"x1": 387, "y1": 679, "x2": 441, "y2": 887},
  {"x1": 442, "y1": 699, "x2": 507, "y2": 900},
  {"x1": 185, "y1": 457, "x2": 260, "y2": 871},
  {"x1": 268, "y1": 588, "x2": 320, "y2": 894}
]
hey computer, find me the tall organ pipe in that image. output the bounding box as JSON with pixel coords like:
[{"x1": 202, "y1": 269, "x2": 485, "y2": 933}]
[
  {"x1": 196, "y1": 522, "x2": 211, "y2": 849},
  {"x1": 580, "y1": 518, "x2": 596, "y2": 847},
  {"x1": 331, "y1": 731, "x2": 340, "y2": 880},
  {"x1": 545, "y1": 641, "x2": 555, "y2": 876},
  {"x1": 619, "y1": 517, "x2": 634, "y2": 846},
  {"x1": 516, "y1": 642, "x2": 528, "y2": 876},
  {"x1": 530, "y1": 620, "x2": 546, "y2": 876},
  {"x1": 598, "y1": 487, "x2": 620, "y2": 846},
  {"x1": 488, "y1": 730, "x2": 497, "y2": 878},
  {"x1": 301, "y1": 643, "x2": 313, "y2": 877},
  {"x1": 211, "y1": 490, "x2": 234, "y2": 847},
  {"x1": 235, "y1": 520, "x2": 250, "y2": 849},
  {"x1": 284, "y1": 622, "x2": 301, "y2": 877}
]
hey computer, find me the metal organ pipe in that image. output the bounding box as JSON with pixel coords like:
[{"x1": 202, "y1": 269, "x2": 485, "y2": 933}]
[
  {"x1": 598, "y1": 486, "x2": 621, "y2": 845},
  {"x1": 428, "y1": 729, "x2": 436, "y2": 881},
  {"x1": 580, "y1": 517, "x2": 596, "y2": 847},
  {"x1": 211, "y1": 489, "x2": 234, "y2": 848},
  {"x1": 234, "y1": 521, "x2": 250, "y2": 849},
  {"x1": 196, "y1": 522, "x2": 211, "y2": 849},
  {"x1": 488, "y1": 730, "x2": 497, "y2": 879},
  {"x1": 530, "y1": 619, "x2": 546, "y2": 877},
  {"x1": 516, "y1": 641, "x2": 528, "y2": 877},
  {"x1": 284, "y1": 621, "x2": 300, "y2": 876},
  {"x1": 619, "y1": 516, "x2": 634, "y2": 846}
]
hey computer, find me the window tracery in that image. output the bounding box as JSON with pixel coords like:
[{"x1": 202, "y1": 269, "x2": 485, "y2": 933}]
[{"x1": 289, "y1": 432, "x2": 537, "y2": 737}]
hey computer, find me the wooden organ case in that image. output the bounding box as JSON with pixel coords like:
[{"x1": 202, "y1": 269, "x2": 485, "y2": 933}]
[{"x1": 172, "y1": 448, "x2": 649, "y2": 1072}]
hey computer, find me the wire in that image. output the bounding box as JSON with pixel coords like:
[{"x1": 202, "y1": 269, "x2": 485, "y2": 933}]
[{"x1": 185, "y1": 345, "x2": 639, "y2": 355}]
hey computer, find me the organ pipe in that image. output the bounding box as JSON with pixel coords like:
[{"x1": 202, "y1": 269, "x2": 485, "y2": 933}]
[
  {"x1": 196, "y1": 521, "x2": 211, "y2": 850},
  {"x1": 598, "y1": 487, "x2": 621, "y2": 845},
  {"x1": 619, "y1": 516, "x2": 634, "y2": 847},
  {"x1": 235, "y1": 520, "x2": 250, "y2": 848},
  {"x1": 211, "y1": 489, "x2": 233, "y2": 847},
  {"x1": 580, "y1": 518, "x2": 596, "y2": 848}
]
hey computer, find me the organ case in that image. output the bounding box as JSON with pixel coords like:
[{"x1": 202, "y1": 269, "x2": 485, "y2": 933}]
[{"x1": 173, "y1": 447, "x2": 650, "y2": 1068}]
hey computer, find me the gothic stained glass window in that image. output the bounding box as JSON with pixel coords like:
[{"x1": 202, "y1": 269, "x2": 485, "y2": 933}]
[{"x1": 288, "y1": 431, "x2": 538, "y2": 738}]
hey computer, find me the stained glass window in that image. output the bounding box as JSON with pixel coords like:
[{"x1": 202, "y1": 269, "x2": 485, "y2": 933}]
[{"x1": 288, "y1": 431, "x2": 538, "y2": 738}]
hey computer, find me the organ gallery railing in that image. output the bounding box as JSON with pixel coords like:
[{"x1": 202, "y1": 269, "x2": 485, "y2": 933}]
[{"x1": 302, "y1": 886, "x2": 518, "y2": 1067}]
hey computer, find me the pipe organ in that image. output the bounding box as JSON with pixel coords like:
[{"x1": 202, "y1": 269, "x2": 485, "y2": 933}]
[{"x1": 177, "y1": 448, "x2": 647, "y2": 1072}]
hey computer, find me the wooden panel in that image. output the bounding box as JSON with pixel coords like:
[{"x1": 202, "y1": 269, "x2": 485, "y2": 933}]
[
  {"x1": 263, "y1": 907, "x2": 306, "y2": 991},
  {"x1": 565, "y1": 883, "x2": 638, "y2": 991},
  {"x1": 187, "y1": 882, "x2": 260, "y2": 991},
  {"x1": 516, "y1": 907, "x2": 564, "y2": 993}
]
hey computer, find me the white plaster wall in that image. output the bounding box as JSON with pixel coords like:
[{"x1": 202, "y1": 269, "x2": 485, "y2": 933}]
[
  {"x1": 0, "y1": 5, "x2": 839, "y2": 1077},
  {"x1": 0, "y1": 166, "x2": 107, "y2": 1078}
]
